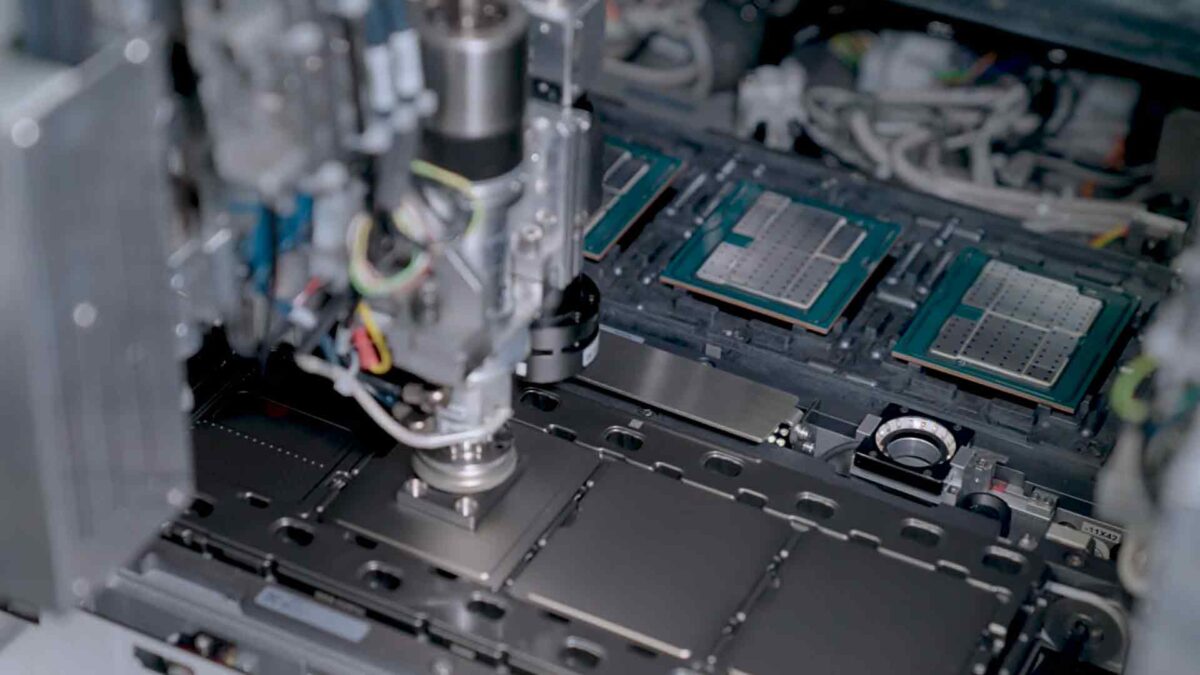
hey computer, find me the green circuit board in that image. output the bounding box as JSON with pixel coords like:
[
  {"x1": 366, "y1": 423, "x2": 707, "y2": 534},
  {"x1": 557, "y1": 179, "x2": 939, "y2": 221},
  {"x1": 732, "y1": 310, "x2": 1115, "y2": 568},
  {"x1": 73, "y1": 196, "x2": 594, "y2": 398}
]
[
  {"x1": 892, "y1": 248, "x2": 1138, "y2": 412},
  {"x1": 660, "y1": 181, "x2": 901, "y2": 334},
  {"x1": 583, "y1": 138, "x2": 683, "y2": 260}
]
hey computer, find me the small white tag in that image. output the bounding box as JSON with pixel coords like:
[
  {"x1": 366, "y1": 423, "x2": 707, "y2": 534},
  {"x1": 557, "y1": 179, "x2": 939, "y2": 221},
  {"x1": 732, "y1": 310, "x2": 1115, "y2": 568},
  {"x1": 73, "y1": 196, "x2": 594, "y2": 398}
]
[{"x1": 582, "y1": 338, "x2": 600, "y2": 367}]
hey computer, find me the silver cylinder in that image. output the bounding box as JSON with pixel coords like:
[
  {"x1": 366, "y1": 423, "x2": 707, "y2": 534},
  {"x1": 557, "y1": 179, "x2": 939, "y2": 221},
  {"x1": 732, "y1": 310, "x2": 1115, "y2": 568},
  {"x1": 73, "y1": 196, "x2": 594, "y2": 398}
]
[
  {"x1": 417, "y1": 0, "x2": 528, "y2": 178},
  {"x1": 411, "y1": 430, "x2": 518, "y2": 494}
]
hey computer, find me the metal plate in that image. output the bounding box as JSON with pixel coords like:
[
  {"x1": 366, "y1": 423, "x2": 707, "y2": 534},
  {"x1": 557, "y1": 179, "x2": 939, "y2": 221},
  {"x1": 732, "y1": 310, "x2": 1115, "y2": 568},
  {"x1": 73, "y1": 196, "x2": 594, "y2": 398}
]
[
  {"x1": 697, "y1": 198, "x2": 863, "y2": 313},
  {"x1": 960, "y1": 314, "x2": 1048, "y2": 377},
  {"x1": 894, "y1": 249, "x2": 1139, "y2": 411},
  {"x1": 161, "y1": 354, "x2": 1042, "y2": 675},
  {"x1": 193, "y1": 391, "x2": 357, "y2": 504},
  {"x1": 930, "y1": 315, "x2": 977, "y2": 359},
  {"x1": 819, "y1": 223, "x2": 867, "y2": 262},
  {"x1": 664, "y1": 181, "x2": 901, "y2": 333},
  {"x1": 695, "y1": 242, "x2": 744, "y2": 285},
  {"x1": 328, "y1": 424, "x2": 600, "y2": 589},
  {"x1": 723, "y1": 531, "x2": 1012, "y2": 675},
  {"x1": 731, "y1": 191, "x2": 788, "y2": 238},
  {"x1": 927, "y1": 261, "x2": 1102, "y2": 387},
  {"x1": 509, "y1": 460, "x2": 795, "y2": 660},
  {"x1": 785, "y1": 257, "x2": 840, "y2": 310},
  {"x1": 579, "y1": 332, "x2": 800, "y2": 442}
]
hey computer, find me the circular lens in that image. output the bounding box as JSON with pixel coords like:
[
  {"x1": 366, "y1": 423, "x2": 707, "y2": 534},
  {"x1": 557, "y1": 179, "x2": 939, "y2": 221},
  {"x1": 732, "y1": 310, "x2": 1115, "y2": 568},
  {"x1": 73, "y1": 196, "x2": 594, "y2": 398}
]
[
  {"x1": 874, "y1": 416, "x2": 957, "y2": 467},
  {"x1": 884, "y1": 433, "x2": 946, "y2": 467}
]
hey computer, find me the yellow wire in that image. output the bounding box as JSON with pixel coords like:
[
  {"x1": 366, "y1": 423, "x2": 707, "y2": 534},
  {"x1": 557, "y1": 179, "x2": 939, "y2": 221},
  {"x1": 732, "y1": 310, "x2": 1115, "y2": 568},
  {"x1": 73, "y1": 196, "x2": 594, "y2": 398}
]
[
  {"x1": 348, "y1": 159, "x2": 479, "y2": 297},
  {"x1": 411, "y1": 159, "x2": 483, "y2": 236},
  {"x1": 1090, "y1": 224, "x2": 1129, "y2": 249},
  {"x1": 356, "y1": 302, "x2": 393, "y2": 375},
  {"x1": 348, "y1": 211, "x2": 430, "y2": 297}
]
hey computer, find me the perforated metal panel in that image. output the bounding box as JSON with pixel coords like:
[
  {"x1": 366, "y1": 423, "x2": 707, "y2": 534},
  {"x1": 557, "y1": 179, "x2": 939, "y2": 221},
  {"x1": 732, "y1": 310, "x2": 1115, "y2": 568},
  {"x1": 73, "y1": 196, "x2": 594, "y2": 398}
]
[
  {"x1": 930, "y1": 261, "x2": 1102, "y2": 387},
  {"x1": 0, "y1": 34, "x2": 192, "y2": 610},
  {"x1": 696, "y1": 192, "x2": 864, "y2": 311}
]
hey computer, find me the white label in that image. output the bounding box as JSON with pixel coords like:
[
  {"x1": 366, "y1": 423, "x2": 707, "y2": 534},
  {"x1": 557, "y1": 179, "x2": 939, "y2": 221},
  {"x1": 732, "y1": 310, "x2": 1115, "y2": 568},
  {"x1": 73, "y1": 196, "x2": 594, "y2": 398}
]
[
  {"x1": 254, "y1": 587, "x2": 370, "y2": 643},
  {"x1": 582, "y1": 337, "x2": 600, "y2": 367},
  {"x1": 1080, "y1": 521, "x2": 1122, "y2": 544}
]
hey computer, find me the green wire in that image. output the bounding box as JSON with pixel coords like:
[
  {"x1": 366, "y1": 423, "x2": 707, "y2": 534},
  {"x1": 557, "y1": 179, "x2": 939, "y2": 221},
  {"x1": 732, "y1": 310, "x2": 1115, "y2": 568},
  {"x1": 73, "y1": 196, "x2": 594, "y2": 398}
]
[{"x1": 1110, "y1": 354, "x2": 1158, "y2": 423}]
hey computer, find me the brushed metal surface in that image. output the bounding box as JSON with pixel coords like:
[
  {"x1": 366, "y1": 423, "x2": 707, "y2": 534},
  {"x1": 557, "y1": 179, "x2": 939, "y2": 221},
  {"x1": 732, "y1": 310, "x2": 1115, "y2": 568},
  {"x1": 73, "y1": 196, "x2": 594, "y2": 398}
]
[
  {"x1": 578, "y1": 332, "x2": 799, "y2": 442},
  {"x1": 509, "y1": 460, "x2": 796, "y2": 659},
  {"x1": 329, "y1": 424, "x2": 600, "y2": 589},
  {"x1": 933, "y1": 261, "x2": 1102, "y2": 387},
  {"x1": 723, "y1": 531, "x2": 1012, "y2": 675}
]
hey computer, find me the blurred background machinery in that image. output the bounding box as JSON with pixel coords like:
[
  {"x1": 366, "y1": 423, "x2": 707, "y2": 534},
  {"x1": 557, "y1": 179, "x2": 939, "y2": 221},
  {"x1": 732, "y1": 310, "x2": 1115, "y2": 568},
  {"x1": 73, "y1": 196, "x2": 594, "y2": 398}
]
[{"x1": 1, "y1": 1, "x2": 1199, "y2": 674}]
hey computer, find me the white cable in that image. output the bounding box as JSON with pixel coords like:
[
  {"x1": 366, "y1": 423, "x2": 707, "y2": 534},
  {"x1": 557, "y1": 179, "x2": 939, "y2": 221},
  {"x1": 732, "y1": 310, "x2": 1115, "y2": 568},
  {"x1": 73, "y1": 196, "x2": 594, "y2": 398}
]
[
  {"x1": 799, "y1": 74, "x2": 1187, "y2": 237},
  {"x1": 889, "y1": 128, "x2": 1187, "y2": 235},
  {"x1": 847, "y1": 109, "x2": 892, "y2": 179},
  {"x1": 603, "y1": 1, "x2": 711, "y2": 99},
  {"x1": 969, "y1": 131, "x2": 995, "y2": 187},
  {"x1": 685, "y1": 17, "x2": 714, "y2": 99},
  {"x1": 603, "y1": 57, "x2": 698, "y2": 87},
  {"x1": 294, "y1": 354, "x2": 509, "y2": 448},
  {"x1": 875, "y1": 86, "x2": 1012, "y2": 107}
]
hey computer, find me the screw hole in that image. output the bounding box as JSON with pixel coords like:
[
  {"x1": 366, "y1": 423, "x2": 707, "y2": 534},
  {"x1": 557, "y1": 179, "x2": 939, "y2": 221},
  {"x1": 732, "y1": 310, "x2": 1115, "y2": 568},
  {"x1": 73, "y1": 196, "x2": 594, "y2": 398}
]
[
  {"x1": 361, "y1": 564, "x2": 402, "y2": 592},
  {"x1": 900, "y1": 519, "x2": 943, "y2": 547},
  {"x1": 735, "y1": 489, "x2": 768, "y2": 509},
  {"x1": 795, "y1": 492, "x2": 838, "y2": 521},
  {"x1": 467, "y1": 599, "x2": 506, "y2": 621},
  {"x1": 520, "y1": 389, "x2": 560, "y2": 412},
  {"x1": 654, "y1": 463, "x2": 683, "y2": 480},
  {"x1": 542, "y1": 610, "x2": 571, "y2": 624},
  {"x1": 430, "y1": 567, "x2": 460, "y2": 581},
  {"x1": 982, "y1": 547, "x2": 1026, "y2": 576},
  {"x1": 273, "y1": 520, "x2": 314, "y2": 547},
  {"x1": 603, "y1": 427, "x2": 644, "y2": 451},
  {"x1": 548, "y1": 424, "x2": 577, "y2": 442},
  {"x1": 703, "y1": 453, "x2": 743, "y2": 478},
  {"x1": 348, "y1": 533, "x2": 378, "y2": 550},
  {"x1": 936, "y1": 560, "x2": 969, "y2": 579},
  {"x1": 187, "y1": 497, "x2": 214, "y2": 519},
  {"x1": 560, "y1": 641, "x2": 603, "y2": 670}
]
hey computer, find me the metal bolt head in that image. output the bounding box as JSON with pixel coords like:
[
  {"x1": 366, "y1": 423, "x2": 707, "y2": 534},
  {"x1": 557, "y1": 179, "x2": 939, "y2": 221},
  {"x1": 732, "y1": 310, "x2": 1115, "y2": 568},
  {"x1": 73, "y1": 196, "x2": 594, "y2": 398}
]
[
  {"x1": 455, "y1": 496, "x2": 478, "y2": 518},
  {"x1": 124, "y1": 38, "x2": 151, "y2": 64},
  {"x1": 11, "y1": 118, "x2": 39, "y2": 148},
  {"x1": 402, "y1": 477, "x2": 427, "y2": 499},
  {"x1": 72, "y1": 302, "x2": 98, "y2": 329}
]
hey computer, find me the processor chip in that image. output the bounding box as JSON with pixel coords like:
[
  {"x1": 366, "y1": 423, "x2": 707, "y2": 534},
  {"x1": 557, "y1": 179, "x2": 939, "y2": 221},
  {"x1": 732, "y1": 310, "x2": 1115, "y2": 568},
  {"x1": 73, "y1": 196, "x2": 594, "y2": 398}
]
[
  {"x1": 661, "y1": 183, "x2": 901, "y2": 333},
  {"x1": 583, "y1": 138, "x2": 683, "y2": 260},
  {"x1": 893, "y1": 249, "x2": 1138, "y2": 412}
]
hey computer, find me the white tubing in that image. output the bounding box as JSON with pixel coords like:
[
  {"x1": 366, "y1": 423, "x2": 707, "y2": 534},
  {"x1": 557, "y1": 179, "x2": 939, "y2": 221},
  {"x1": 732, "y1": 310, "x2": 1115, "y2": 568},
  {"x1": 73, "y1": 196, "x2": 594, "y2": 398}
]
[{"x1": 294, "y1": 355, "x2": 509, "y2": 448}]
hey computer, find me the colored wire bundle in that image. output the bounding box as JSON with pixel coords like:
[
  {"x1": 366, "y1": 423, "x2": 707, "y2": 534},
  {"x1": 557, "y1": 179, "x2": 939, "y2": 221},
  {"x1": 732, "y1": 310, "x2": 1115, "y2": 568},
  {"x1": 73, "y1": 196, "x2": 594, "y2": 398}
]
[
  {"x1": 354, "y1": 302, "x2": 393, "y2": 374},
  {"x1": 294, "y1": 354, "x2": 509, "y2": 448},
  {"x1": 348, "y1": 160, "x2": 482, "y2": 298}
]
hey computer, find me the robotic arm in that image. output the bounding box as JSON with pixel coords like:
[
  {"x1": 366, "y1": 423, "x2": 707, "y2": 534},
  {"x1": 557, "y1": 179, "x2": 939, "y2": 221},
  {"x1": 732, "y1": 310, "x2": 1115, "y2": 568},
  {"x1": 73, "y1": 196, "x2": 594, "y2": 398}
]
[{"x1": 181, "y1": 0, "x2": 604, "y2": 495}]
